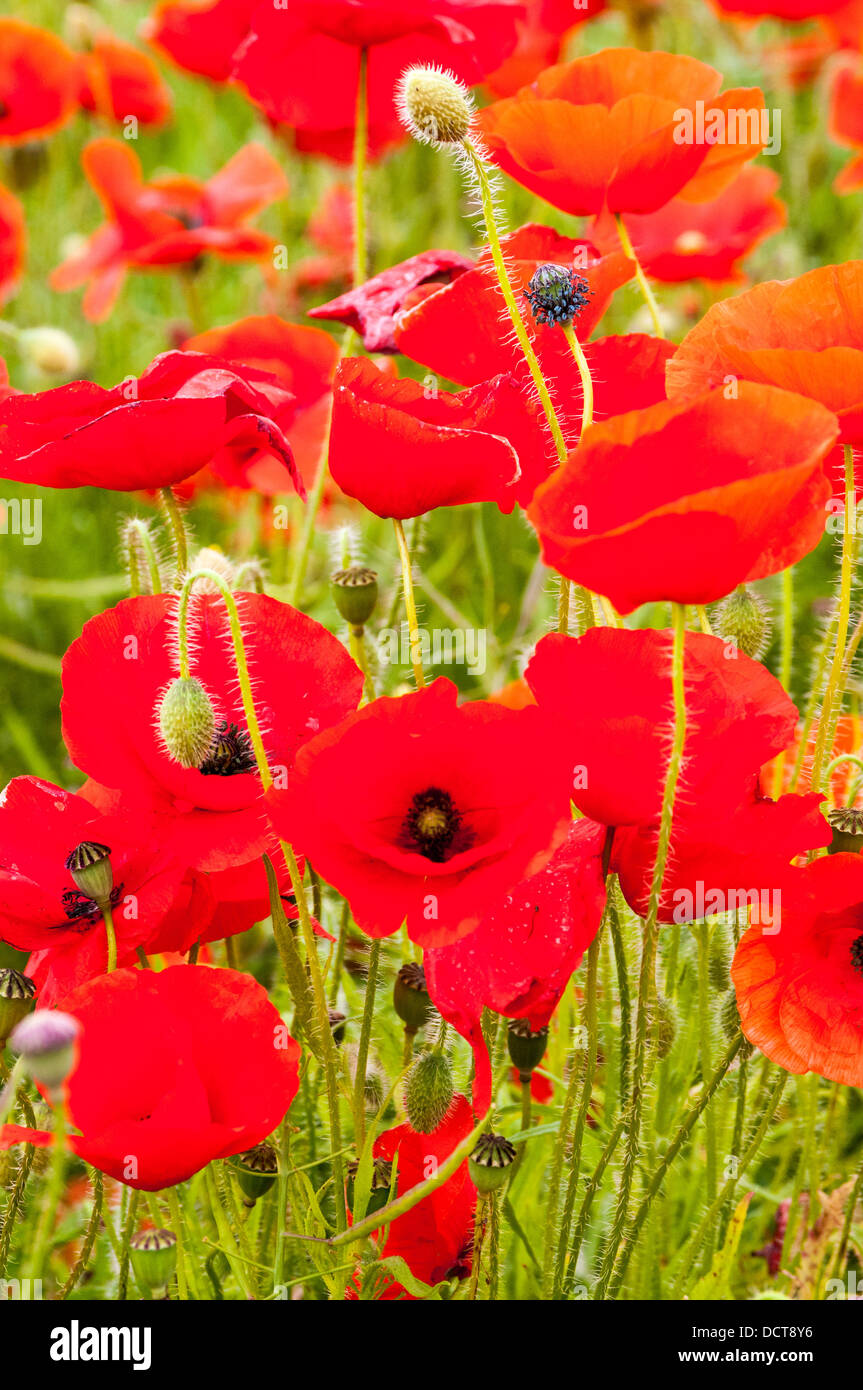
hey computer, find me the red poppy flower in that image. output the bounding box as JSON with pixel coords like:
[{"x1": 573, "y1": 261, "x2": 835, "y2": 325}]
[
  {"x1": 527, "y1": 384, "x2": 838, "y2": 613},
  {"x1": 309, "y1": 249, "x2": 473, "y2": 352},
  {"x1": 829, "y1": 58, "x2": 863, "y2": 193},
  {"x1": 50, "y1": 139, "x2": 286, "y2": 321},
  {"x1": 485, "y1": 0, "x2": 606, "y2": 98},
  {"x1": 286, "y1": 184, "x2": 353, "y2": 301},
  {"x1": 61, "y1": 593, "x2": 363, "y2": 872},
  {"x1": 329, "y1": 356, "x2": 545, "y2": 516},
  {"x1": 592, "y1": 166, "x2": 786, "y2": 285},
  {"x1": 0, "y1": 964, "x2": 301, "y2": 1189},
  {"x1": 713, "y1": 0, "x2": 846, "y2": 16},
  {"x1": 78, "y1": 33, "x2": 174, "y2": 128},
  {"x1": 476, "y1": 48, "x2": 766, "y2": 217},
  {"x1": 371, "y1": 1094, "x2": 476, "y2": 1297},
  {"x1": 232, "y1": 0, "x2": 524, "y2": 159},
  {"x1": 732, "y1": 855, "x2": 863, "y2": 1086},
  {"x1": 425, "y1": 819, "x2": 606, "y2": 1111},
  {"x1": 0, "y1": 349, "x2": 302, "y2": 494},
  {"x1": 183, "y1": 316, "x2": 340, "y2": 492},
  {"x1": 0, "y1": 777, "x2": 213, "y2": 1007},
  {"x1": 0, "y1": 183, "x2": 25, "y2": 306},
  {"x1": 0, "y1": 20, "x2": 80, "y2": 146},
  {"x1": 144, "y1": 0, "x2": 258, "y2": 83},
  {"x1": 266, "y1": 678, "x2": 573, "y2": 948}
]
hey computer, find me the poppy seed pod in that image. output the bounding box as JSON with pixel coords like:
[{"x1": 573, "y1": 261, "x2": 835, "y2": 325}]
[
  {"x1": 398, "y1": 66, "x2": 473, "y2": 146},
  {"x1": 347, "y1": 1155, "x2": 393, "y2": 1218},
  {"x1": 524, "y1": 263, "x2": 591, "y2": 327},
  {"x1": 157, "y1": 675, "x2": 217, "y2": 769},
  {"x1": 713, "y1": 586, "x2": 772, "y2": 660},
  {"x1": 10, "y1": 1009, "x2": 80, "y2": 1093},
  {"x1": 405, "y1": 1050, "x2": 454, "y2": 1134},
  {"x1": 65, "y1": 840, "x2": 113, "y2": 907},
  {"x1": 507, "y1": 1019, "x2": 549, "y2": 1080},
  {"x1": 0, "y1": 968, "x2": 36, "y2": 1044},
  {"x1": 331, "y1": 566, "x2": 378, "y2": 628},
  {"x1": 130, "y1": 1228, "x2": 178, "y2": 1296},
  {"x1": 393, "y1": 962, "x2": 432, "y2": 1033},
  {"x1": 229, "y1": 1141, "x2": 278, "y2": 1206},
  {"x1": 827, "y1": 806, "x2": 863, "y2": 856},
  {"x1": 469, "y1": 1132, "x2": 516, "y2": 1194}
]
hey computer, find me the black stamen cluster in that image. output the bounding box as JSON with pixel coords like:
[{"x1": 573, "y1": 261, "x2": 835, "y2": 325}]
[
  {"x1": 524, "y1": 262, "x2": 592, "y2": 326},
  {"x1": 199, "y1": 720, "x2": 257, "y2": 777}
]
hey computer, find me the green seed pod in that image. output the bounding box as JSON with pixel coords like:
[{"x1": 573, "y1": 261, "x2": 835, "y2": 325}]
[
  {"x1": 130, "y1": 1228, "x2": 178, "y2": 1296},
  {"x1": 721, "y1": 990, "x2": 754, "y2": 1059},
  {"x1": 468, "y1": 1132, "x2": 517, "y2": 1194},
  {"x1": 827, "y1": 806, "x2": 863, "y2": 856},
  {"x1": 0, "y1": 968, "x2": 36, "y2": 1045},
  {"x1": 229, "y1": 1142, "x2": 278, "y2": 1206},
  {"x1": 346, "y1": 1156, "x2": 393, "y2": 1217},
  {"x1": 713, "y1": 586, "x2": 772, "y2": 660},
  {"x1": 649, "y1": 995, "x2": 677, "y2": 1061},
  {"x1": 331, "y1": 566, "x2": 378, "y2": 628},
  {"x1": 404, "y1": 1050, "x2": 454, "y2": 1134},
  {"x1": 709, "y1": 933, "x2": 732, "y2": 993},
  {"x1": 506, "y1": 1019, "x2": 549, "y2": 1080},
  {"x1": 65, "y1": 841, "x2": 113, "y2": 907},
  {"x1": 393, "y1": 962, "x2": 432, "y2": 1034},
  {"x1": 157, "y1": 676, "x2": 216, "y2": 768}
]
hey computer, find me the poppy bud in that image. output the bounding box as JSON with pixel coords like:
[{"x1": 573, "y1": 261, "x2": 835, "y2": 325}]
[
  {"x1": 157, "y1": 676, "x2": 217, "y2": 768},
  {"x1": 346, "y1": 1155, "x2": 393, "y2": 1217},
  {"x1": 10, "y1": 1010, "x2": 80, "y2": 1094},
  {"x1": 398, "y1": 66, "x2": 473, "y2": 145},
  {"x1": 19, "y1": 326, "x2": 80, "y2": 379},
  {"x1": 827, "y1": 806, "x2": 863, "y2": 855},
  {"x1": 713, "y1": 586, "x2": 772, "y2": 660},
  {"x1": 393, "y1": 962, "x2": 432, "y2": 1033},
  {"x1": 404, "y1": 1050, "x2": 454, "y2": 1134},
  {"x1": 65, "y1": 840, "x2": 113, "y2": 907},
  {"x1": 189, "y1": 547, "x2": 237, "y2": 593},
  {"x1": 469, "y1": 1132, "x2": 517, "y2": 1194},
  {"x1": 649, "y1": 995, "x2": 677, "y2": 1061},
  {"x1": 506, "y1": 1019, "x2": 549, "y2": 1081},
  {"x1": 709, "y1": 935, "x2": 731, "y2": 993},
  {"x1": 524, "y1": 263, "x2": 592, "y2": 327},
  {"x1": 331, "y1": 566, "x2": 378, "y2": 628},
  {"x1": 721, "y1": 991, "x2": 754, "y2": 1058},
  {"x1": 0, "y1": 968, "x2": 36, "y2": 1044},
  {"x1": 130, "y1": 1228, "x2": 178, "y2": 1297},
  {"x1": 229, "y1": 1141, "x2": 278, "y2": 1206}
]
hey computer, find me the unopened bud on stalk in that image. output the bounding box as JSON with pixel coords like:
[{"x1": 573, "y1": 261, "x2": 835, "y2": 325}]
[
  {"x1": 331, "y1": 566, "x2": 378, "y2": 628},
  {"x1": 398, "y1": 65, "x2": 473, "y2": 146},
  {"x1": 827, "y1": 806, "x2": 863, "y2": 855},
  {"x1": 157, "y1": 676, "x2": 216, "y2": 768},
  {"x1": 346, "y1": 1155, "x2": 393, "y2": 1217},
  {"x1": 405, "y1": 1049, "x2": 454, "y2": 1133},
  {"x1": 393, "y1": 961, "x2": 432, "y2": 1033},
  {"x1": 469, "y1": 1132, "x2": 517, "y2": 1194},
  {"x1": 19, "y1": 326, "x2": 81, "y2": 379},
  {"x1": 229, "y1": 1142, "x2": 278, "y2": 1206},
  {"x1": 713, "y1": 586, "x2": 772, "y2": 660},
  {"x1": 189, "y1": 547, "x2": 236, "y2": 593},
  {"x1": 0, "y1": 968, "x2": 36, "y2": 1044},
  {"x1": 506, "y1": 1019, "x2": 549, "y2": 1081},
  {"x1": 65, "y1": 840, "x2": 113, "y2": 907},
  {"x1": 130, "y1": 1228, "x2": 178, "y2": 1297},
  {"x1": 10, "y1": 1010, "x2": 80, "y2": 1094}
]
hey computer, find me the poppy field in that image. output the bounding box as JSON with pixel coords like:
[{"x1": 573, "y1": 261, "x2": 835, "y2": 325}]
[{"x1": 4, "y1": 0, "x2": 863, "y2": 1322}]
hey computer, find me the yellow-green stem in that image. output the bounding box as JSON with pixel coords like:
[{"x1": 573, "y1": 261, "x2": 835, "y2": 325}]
[
  {"x1": 393, "y1": 518, "x2": 426, "y2": 688},
  {"x1": 561, "y1": 320, "x2": 594, "y2": 434},
  {"x1": 811, "y1": 444, "x2": 856, "y2": 791},
  {"x1": 616, "y1": 215, "x2": 665, "y2": 339}
]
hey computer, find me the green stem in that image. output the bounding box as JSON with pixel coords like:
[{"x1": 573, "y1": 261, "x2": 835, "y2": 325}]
[
  {"x1": 102, "y1": 899, "x2": 118, "y2": 973},
  {"x1": 353, "y1": 49, "x2": 368, "y2": 288},
  {"x1": 28, "y1": 1093, "x2": 67, "y2": 1283},
  {"x1": 352, "y1": 939, "x2": 381, "y2": 1149},
  {"x1": 393, "y1": 519, "x2": 426, "y2": 689},
  {"x1": 615, "y1": 215, "x2": 665, "y2": 338},
  {"x1": 159, "y1": 487, "x2": 189, "y2": 580},
  {"x1": 552, "y1": 934, "x2": 600, "y2": 1298},
  {"x1": 811, "y1": 443, "x2": 856, "y2": 791},
  {"x1": 561, "y1": 320, "x2": 594, "y2": 434}
]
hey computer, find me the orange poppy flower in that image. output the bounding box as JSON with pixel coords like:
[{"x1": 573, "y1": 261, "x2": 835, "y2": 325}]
[
  {"x1": 0, "y1": 183, "x2": 25, "y2": 306},
  {"x1": 484, "y1": 0, "x2": 605, "y2": 98},
  {"x1": 476, "y1": 47, "x2": 766, "y2": 216},
  {"x1": 0, "y1": 19, "x2": 80, "y2": 145},
  {"x1": 829, "y1": 57, "x2": 863, "y2": 192},
  {"x1": 78, "y1": 33, "x2": 173, "y2": 128},
  {"x1": 527, "y1": 383, "x2": 838, "y2": 613}
]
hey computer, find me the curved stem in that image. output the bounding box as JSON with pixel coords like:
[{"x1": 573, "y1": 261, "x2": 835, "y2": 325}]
[
  {"x1": 159, "y1": 487, "x2": 189, "y2": 580},
  {"x1": 561, "y1": 320, "x2": 594, "y2": 434},
  {"x1": 392, "y1": 519, "x2": 425, "y2": 689},
  {"x1": 615, "y1": 215, "x2": 664, "y2": 338}
]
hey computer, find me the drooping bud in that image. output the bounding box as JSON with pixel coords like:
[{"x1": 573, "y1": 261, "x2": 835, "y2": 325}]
[
  {"x1": 827, "y1": 806, "x2": 863, "y2": 855},
  {"x1": 507, "y1": 1019, "x2": 549, "y2": 1081},
  {"x1": 398, "y1": 65, "x2": 473, "y2": 146},
  {"x1": 188, "y1": 547, "x2": 237, "y2": 594},
  {"x1": 649, "y1": 995, "x2": 677, "y2": 1061},
  {"x1": 229, "y1": 1142, "x2": 278, "y2": 1206},
  {"x1": 712, "y1": 586, "x2": 772, "y2": 660},
  {"x1": 0, "y1": 968, "x2": 36, "y2": 1044},
  {"x1": 404, "y1": 1050, "x2": 454, "y2": 1134},
  {"x1": 469, "y1": 1132, "x2": 517, "y2": 1194},
  {"x1": 65, "y1": 841, "x2": 113, "y2": 907},
  {"x1": 393, "y1": 962, "x2": 432, "y2": 1034},
  {"x1": 524, "y1": 263, "x2": 592, "y2": 327},
  {"x1": 130, "y1": 1228, "x2": 178, "y2": 1297},
  {"x1": 10, "y1": 1010, "x2": 80, "y2": 1094},
  {"x1": 331, "y1": 566, "x2": 378, "y2": 628},
  {"x1": 346, "y1": 1156, "x2": 393, "y2": 1217},
  {"x1": 19, "y1": 326, "x2": 80, "y2": 379},
  {"x1": 157, "y1": 676, "x2": 216, "y2": 768}
]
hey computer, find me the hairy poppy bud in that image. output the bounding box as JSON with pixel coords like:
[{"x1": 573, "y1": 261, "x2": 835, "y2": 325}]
[
  {"x1": 331, "y1": 566, "x2": 378, "y2": 628},
  {"x1": 130, "y1": 1228, "x2": 178, "y2": 1297},
  {"x1": 469, "y1": 1132, "x2": 517, "y2": 1194},
  {"x1": 524, "y1": 263, "x2": 591, "y2": 327},
  {"x1": 709, "y1": 934, "x2": 731, "y2": 993},
  {"x1": 721, "y1": 991, "x2": 754, "y2": 1058},
  {"x1": 649, "y1": 995, "x2": 677, "y2": 1061},
  {"x1": 19, "y1": 326, "x2": 81, "y2": 379},
  {"x1": 0, "y1": 968, "x2": 36, "y2": 1044},
  {"x1": 11, "y1": 1010, "x2": 80, "y2": 1094},
  {"x1": 827, "y1": 806, "x2": 863, "y2": 855},
  {"x1": 393, "y1": 961, "x2": 432, "y2": 1033},
  {"x1": 347, "y1": 1155, "x2": 393, "y2": 1217},
  {"x1": 157, "y1": 676, "x2": 216, "y2": 768},
  {"x1": 507, "y1": 1019, "x2": 549, "y2": 1080},
  {"x1": 713, "y1": 586, "x2": 772, "y2": 660},
  {"x1": 230, "y1": 1142, "x2": 278, "y2": 1206},
  {"x1": 398, "y1": 65, "x2": 473, "y2": 145},
  {"x1": 189, "y1": 547, "x2": 237, "y2": 593},
  {"x1": 65, "y1": 840, "x2": 113, "y2": 907},
  {"x1": 405, "y1": 1050, "x2": 454, "y2": 1133}
]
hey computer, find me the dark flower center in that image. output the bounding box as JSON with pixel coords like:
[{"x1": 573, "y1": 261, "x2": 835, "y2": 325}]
[
  {"x1": 850, "y1": 934, "x2": 863, "y2": 977},
  {"x1": 524, "y1": 263, "x2": 592, "y2": 327},
  {"x1": 60, "y1": 883, "x2": 123, "y2": 932},
  {"x1": 198, "y1": 720, "x2": 256, "y2": 777},
  {"x1": 401, "y1": 787, "x2": 464, "y2": 863}
]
